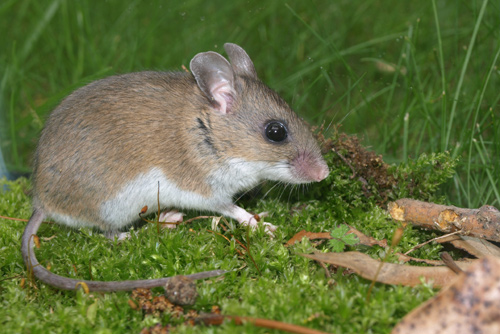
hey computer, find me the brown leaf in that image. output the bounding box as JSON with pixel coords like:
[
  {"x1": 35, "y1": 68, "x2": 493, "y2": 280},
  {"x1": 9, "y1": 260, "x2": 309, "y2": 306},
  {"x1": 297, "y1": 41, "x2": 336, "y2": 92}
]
[
  {"x1": 75, "y1": 282, "x2": 90, "y2": 294},
  {"x1": 302, "y1": 251, "x2": 472, "y2": 287},
  {"x1": 346, "y1": 225, "x2": 388, "y2": 248},
  {"x1": 437, "y1": 235, "x2": 500, "y2": 259},
  {"x1": 33, "y1": 235, "x2": 40, "y2": 248},
  {"x1": 285, "y1": 227, "x2": 387, "y2": 248},
  {"x1": 396, "y1": 253, "x2": 450, "y2": 266},
  {"x1": 285, "y1": 230, "x2": 330, "y2": 247},
  {"x1": 128, "y1": 299, "x2": 138, "y2": 310},
  {"x1": 392, "y1": 256, "x2": 500, "y2": 334}
]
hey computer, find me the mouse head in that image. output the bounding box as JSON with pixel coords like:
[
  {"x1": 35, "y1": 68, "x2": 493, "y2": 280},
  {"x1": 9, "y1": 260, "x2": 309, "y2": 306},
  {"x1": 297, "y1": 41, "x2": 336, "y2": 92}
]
[{"x1": 190, "y1": 43, "x2": 329, "y2": 185}]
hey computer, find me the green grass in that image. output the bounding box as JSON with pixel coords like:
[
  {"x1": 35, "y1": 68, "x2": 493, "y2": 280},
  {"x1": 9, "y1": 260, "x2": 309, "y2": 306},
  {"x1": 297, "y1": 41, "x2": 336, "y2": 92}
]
[{"x1": 1, "y1": 0, "x2": 500, "y2": 333}]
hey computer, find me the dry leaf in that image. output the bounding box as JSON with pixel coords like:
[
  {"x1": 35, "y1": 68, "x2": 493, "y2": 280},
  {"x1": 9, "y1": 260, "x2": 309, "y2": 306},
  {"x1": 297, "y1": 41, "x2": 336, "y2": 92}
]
[
  {"x1": 285, "y1": 227, "x2": 387, "y2": 248},
  {"x1": 285, "y1": 230, "x2": 330, "y2": 246},
  {"x1": 396, "y1": 253, "x2": 454, "y2": 266},
  {"x1": 437, "y1": 235, "x2": 500, "y2": 259},
  {"x1": 392, "y1": 256, "x2": 500, "y2": 334},
  {"x1": 33, "y1": 235, "x2": 40, "y2": 248},
  {"x1": 346, "y1": 225, "x2": 388, "y2": 248},
  {"x1": 302, "y1": 251, "x2": 472, "y2": 287}
]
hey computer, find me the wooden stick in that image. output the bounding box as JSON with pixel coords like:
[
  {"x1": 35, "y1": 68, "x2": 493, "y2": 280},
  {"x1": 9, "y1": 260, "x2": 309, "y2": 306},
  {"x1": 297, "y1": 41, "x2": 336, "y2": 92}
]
[{"x1": 388, "y1": 199, "x2": 500, "y2": 242}]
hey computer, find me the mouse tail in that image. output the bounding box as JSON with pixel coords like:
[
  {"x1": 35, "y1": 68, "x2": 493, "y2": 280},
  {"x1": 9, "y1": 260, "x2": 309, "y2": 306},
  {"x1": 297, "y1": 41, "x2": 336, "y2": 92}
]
[{"x1": 21, "y1": 209, "x2": 226, "y2": 292}]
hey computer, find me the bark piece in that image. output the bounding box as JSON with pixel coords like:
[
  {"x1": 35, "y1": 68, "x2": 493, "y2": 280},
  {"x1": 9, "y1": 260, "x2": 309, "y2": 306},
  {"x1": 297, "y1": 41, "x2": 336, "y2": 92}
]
[{"x1": 389, "y1": 199, "x2": 500, "y2": 242}]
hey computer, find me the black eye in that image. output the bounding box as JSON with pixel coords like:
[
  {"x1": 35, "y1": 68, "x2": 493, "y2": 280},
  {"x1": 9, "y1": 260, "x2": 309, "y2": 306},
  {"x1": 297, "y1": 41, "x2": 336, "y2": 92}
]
[{"x1": 265, "y1": 121, "x2": 288, "y2": 143}]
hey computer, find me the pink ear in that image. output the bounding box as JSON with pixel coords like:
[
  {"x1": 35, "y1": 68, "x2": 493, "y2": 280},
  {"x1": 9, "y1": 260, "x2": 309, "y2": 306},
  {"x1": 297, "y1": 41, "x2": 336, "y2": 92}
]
[
  {"x1": 210, "y1": 80, "x2": 235, "y2": 114},
  {"x1": 190, "y1": 51, "x2": 236, "y2": 114}
]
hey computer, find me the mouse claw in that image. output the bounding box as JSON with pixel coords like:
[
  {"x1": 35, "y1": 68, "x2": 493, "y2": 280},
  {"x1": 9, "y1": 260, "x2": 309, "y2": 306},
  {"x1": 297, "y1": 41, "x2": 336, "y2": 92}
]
[
  {"x1": 230, "y1": 206, "x2": 277, "y2": 237},
  {"x1": 249, "y1": 213, "x2": 277, "y2": 237},
  {"x1": 262, "y1": 221, "x2": 277, "y2": 238}
]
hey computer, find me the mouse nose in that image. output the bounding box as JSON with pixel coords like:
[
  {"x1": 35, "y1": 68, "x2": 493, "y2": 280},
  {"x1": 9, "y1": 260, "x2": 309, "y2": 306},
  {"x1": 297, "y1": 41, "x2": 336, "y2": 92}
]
[
  {"x1": 292, "y1": 151, "x2": 330, "y2": 182},
  {"x1": 311, "y1": 159, "x2": 330, "y2": 182}
]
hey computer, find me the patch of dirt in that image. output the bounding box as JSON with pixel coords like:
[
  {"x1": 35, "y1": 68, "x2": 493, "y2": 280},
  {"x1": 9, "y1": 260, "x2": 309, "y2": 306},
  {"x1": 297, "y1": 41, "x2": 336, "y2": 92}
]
[{"x1": 316, "y1": 126, "x2": 396, "y2": 206}]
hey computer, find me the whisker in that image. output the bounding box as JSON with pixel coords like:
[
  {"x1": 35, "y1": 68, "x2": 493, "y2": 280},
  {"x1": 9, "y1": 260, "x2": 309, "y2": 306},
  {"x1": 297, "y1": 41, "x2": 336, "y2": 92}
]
[
  {"x1": 325, "y1": 117, "x2": 336, "y2": 133},
  {"x1": 262, "y1": 182, "x2": 282, "y2": 199}
]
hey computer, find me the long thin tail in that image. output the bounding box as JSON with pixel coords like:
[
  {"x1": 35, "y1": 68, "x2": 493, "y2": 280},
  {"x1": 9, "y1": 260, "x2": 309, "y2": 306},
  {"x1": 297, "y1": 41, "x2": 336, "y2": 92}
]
[{"x1": 21, "y1": 209, "x2": 226, "y2": 292}]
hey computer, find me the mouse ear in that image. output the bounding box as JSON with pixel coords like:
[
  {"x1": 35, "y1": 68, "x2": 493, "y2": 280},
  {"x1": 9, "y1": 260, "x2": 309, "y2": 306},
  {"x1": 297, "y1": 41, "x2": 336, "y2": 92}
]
[
  {"x1": 190, "y1": 51, "x2": 236, "y2": 114},
  {"x1": 224, "y1": 43, "x2": 258, "y2": 79}
]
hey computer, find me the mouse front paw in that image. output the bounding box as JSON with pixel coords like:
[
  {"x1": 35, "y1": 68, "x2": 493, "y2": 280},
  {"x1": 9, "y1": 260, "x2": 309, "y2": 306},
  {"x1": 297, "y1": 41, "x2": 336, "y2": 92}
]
[
  {"x1": 225, "y1": 206, "x2": 278, "y2": 237},
  {"x1": 244, "y1": 212, "x2": 277, "y2": 237}
]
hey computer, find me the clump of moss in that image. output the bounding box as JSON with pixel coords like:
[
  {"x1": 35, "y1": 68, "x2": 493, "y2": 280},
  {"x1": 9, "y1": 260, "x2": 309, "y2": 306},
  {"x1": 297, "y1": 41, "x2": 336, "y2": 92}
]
[{"x1": 310, "y1": 129, "x2": 458, "y2": 219}]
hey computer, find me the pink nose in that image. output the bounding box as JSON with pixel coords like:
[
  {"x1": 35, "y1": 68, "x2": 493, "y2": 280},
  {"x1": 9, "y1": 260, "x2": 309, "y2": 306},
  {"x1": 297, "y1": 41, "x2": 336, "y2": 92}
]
[
  {"x1": 292, "y1": 152, "x2": 330, "y2": 182},
  {"x1": 311, "y1": 161, "x2": 330, "y2": 182},
  {"x1": 315, "y1": 161, "x2": 330, "y2": 182}
]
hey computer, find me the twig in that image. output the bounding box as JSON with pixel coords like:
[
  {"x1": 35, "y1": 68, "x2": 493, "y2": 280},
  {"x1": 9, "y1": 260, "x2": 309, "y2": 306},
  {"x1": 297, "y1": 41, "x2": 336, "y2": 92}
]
[
  {"x1": 367, "y1": 226, "x2": 404, "y2": 302},
  {"x1": 404, "y1": 231, "x2": 461, "y2": 255},
  {"x1": 0, "y1": 274, "x2": 23, "y2": 283},
  {"x1": 245, "y1": 227, "x2": 261, "y2": 276},
  {"x1": 332, "y1": 148, "x2": 356, "y2": 179},
  {"x1": 183, "y1": 215, "x2": 219, "y2": 224},
  {"x1": 0, "y1": 215, "x2": 54, "y2": 224},
  {"x1": 197, "y1": 314, "x2": 332, "y2": 334},
  {"x1": 207, "y1": 229, "x2": 244, "y2": 256},
  {"x1": 389, "y1": 199, "x2": 500, "y2": 242},
  {"x1": 0, "y1": 215, "x2": 28, "y2": 222},
  {"x1": 440, "y1": 252, "x2": 463, "y2": 274},
  {"x1": 313, "y1": 252, "x2": 332, "y2": 279}
]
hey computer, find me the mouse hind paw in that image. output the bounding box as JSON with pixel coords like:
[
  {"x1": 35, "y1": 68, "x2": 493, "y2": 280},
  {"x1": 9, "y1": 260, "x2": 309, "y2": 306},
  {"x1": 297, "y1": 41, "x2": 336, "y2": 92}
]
[{"x1": 104, "y1": 231, "x2": 131, "y2": 241}]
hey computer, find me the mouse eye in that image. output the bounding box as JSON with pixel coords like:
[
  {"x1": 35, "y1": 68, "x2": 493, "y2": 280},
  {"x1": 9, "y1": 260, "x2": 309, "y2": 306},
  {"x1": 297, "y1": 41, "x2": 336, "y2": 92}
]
[{"x1": 265, "y1": 121, "x2": 288, "y2": 143}]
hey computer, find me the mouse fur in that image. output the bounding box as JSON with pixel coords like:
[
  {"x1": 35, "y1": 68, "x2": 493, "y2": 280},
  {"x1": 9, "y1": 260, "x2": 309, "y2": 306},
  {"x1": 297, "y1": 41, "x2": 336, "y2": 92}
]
[{"x1": 22, "y1": 43, "x2": 329, "y2": 291}]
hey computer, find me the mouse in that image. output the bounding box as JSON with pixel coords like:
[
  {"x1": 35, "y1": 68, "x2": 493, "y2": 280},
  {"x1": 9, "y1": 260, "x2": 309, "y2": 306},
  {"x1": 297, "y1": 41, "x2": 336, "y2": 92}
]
[{"x1": 21, "y1": 43, "x2": 330, "y2": 292}]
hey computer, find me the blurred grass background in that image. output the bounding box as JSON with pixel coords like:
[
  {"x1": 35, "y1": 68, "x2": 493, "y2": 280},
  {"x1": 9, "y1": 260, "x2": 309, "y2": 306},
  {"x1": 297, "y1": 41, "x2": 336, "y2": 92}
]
[{"x1": 1, "y1": 0, "x2": 499, "y2": 208}]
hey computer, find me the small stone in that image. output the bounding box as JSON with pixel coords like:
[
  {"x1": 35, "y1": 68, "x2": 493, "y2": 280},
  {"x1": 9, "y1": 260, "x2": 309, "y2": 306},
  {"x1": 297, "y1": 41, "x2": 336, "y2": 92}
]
[{"x1": 164, "y1": 275, "x2": 198, "y2": 306}]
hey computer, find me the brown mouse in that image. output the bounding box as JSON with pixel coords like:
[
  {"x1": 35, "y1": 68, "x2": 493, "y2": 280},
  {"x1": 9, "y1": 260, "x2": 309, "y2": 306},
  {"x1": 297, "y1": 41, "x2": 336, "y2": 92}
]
[{"x1": 21, "y1": 43, "x2": 329, "y2": 292}]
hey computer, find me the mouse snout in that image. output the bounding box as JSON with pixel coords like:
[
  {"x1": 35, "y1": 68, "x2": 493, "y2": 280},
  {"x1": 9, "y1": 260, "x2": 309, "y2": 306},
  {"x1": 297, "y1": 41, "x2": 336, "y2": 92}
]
[
  {"x1": 291, "y1": 151, "x2": 330, "y2": 183},
  {"x1": 314, "y1": 160, "x2": 330, "y2": 181}
]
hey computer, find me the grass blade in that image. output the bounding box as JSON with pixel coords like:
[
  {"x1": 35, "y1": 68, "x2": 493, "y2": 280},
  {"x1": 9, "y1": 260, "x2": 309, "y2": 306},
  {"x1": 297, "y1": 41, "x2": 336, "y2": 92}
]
[{"x1": 445, "y1": 0, "x2": 488, "y2": 150}]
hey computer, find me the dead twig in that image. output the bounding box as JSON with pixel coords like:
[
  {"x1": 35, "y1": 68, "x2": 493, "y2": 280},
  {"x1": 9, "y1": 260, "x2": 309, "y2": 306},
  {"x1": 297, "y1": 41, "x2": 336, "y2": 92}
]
[
  {"x1": 404, "y1": 231, "x2": 461, "y2": 255},
  {"x1": 0, "y1": 215, "x2": 29, "y2": 222},
  {"x1": 440, "y1": 252, "x2": 463, "y2": 275},
  {"x1": 197, "y1": 314, "x2": 331, "y2": 334},
  {"x1": 332, "y1": 147, "x2": 356, "y2": 179},
  {"x1": 389, "y1": 199, "x2": 500, "y2": 242}
]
